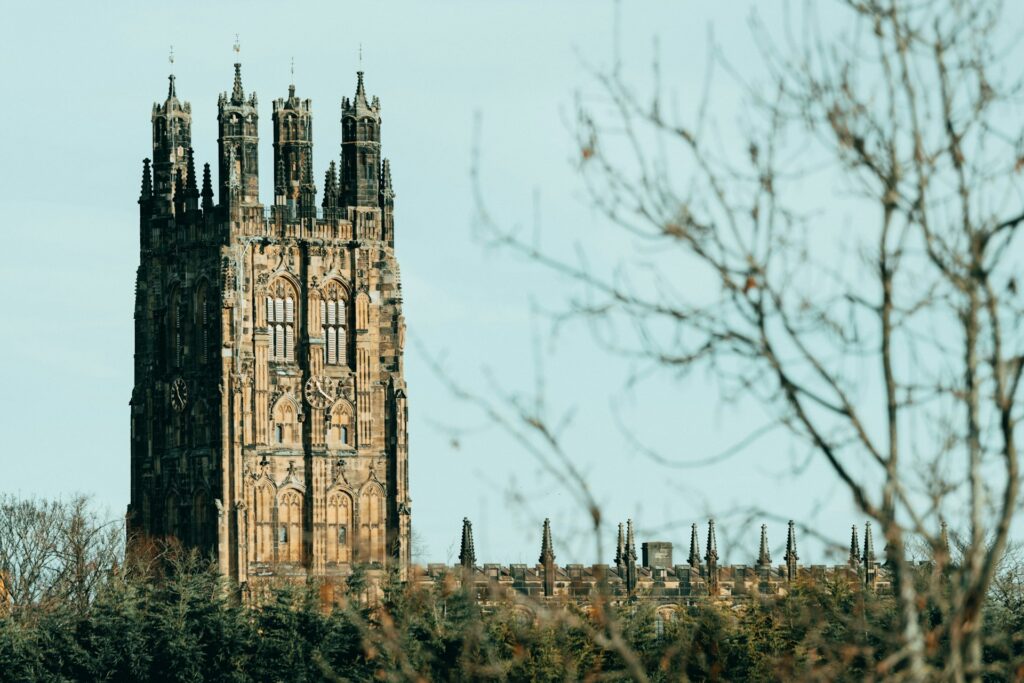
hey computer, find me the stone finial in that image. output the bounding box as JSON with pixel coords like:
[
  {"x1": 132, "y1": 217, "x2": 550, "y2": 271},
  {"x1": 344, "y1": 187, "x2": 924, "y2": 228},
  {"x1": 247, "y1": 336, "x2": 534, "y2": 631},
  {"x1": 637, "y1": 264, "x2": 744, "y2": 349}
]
[
  {"x1": 785, "y1": 520, "x2": 799, "y2": 581},
  {"x1": 458, "y1": 517, "x2": 476, "y2": 569},
  {"x1": 140, "y1": 158, "x2": 152, "y2": 201},
  {"x1": 201, "y1": 163, "x2": 214, "y2": 212},
  {"x1": 539, "y1": 518, "x2": 555, "y2": 564},
  {"x1": 849, "y1": 524, "x2": 860, "y2": 568},
  {"x1": 167, "y1": 74, "x2": 177, "y2": 100},
  {"x1": 231, "y1": 63, "x2": 245, "y2": 105},
  {"x1": 862, "y1": 521, "x2": 876, "y2": 566},
  {"x1": 688, "y1": 523, "x2": 700, "y2": 568},
  {"x1": 756, "y1": 524, "x2": 771, "y2": 568}
]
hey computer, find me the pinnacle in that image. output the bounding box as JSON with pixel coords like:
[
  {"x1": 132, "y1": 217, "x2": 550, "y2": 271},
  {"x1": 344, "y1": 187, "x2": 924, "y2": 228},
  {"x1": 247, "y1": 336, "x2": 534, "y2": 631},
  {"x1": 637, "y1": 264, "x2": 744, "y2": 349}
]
[
  {"x1": 232, "y1": 63, "x2": 244, "y2": 104},
  {"x1": 539, "y1": 518, "x2": 555, "y2": 564},
  {"x1": 757, "y1": 524, "x2": 771, "y2": 567},
  {"x1": 705, "y1": 519, "x2": 718, "y2": 564},
  {"x1": 458, "y1": 517, "x2": 476, "y2": 568}
]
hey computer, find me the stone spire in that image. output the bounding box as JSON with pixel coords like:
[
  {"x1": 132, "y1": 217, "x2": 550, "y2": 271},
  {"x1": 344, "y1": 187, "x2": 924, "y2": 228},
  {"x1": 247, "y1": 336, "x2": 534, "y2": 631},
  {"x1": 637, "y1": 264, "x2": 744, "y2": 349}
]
[
  {"x1": 784, "y1": 520, "x2": 799, "y2": 581},
  {"x1": 862, "y1": 521, "x2": 876, "y2": 566},
  {"x1": 458, "y1": 518, "x2": 476, "y2": 569},
  {"x1": 756, "y1": 524, "x2": 771, "y2": 568},
  {"x1": 231, "y1": 63, "x2": 244, "y2": 105},
  {"x1": 705, "y1": 519, "x2": 719, "y2": 594},
  {"x1": 323, "y1": 161, "x2": 338, "y2": 210},
  {"x1": 849, "y1": 524, "x2": 860, "y2": 568},
  {"x1": 614, "y1": 522, "x2": 625, "y2": 571},
  {"x1": 167, "y1": 74, "x2": 177, "y2": 100},
  {"x1": 354, "y1": 70, "x2": 369, "y2": 109},
  {"x1": 139, "y1": 158, "x2": 152, "y2": 202},
  {"x1": 200, "y1": 163, "x2": 214, "y2": 212},
  {"x1": 184, "y1": 147, "x2": 199, "y2": 210},
  {"x1": 539, "y1": 518, "x2": 555, "y2": 564},
  {"x1": 688, "y1": 523, "x2": 701, "y2": 568},
  {"x1": 624, "y1": 519, "x2": 638, "y2": 594},
  {"x1": 379, "y1": 158, "x2": 395, "y2": 243},
  {"x1": 173, "y1": 168, "x2": 185, "y2": 217},
  {"x1": 705, "y1": 519, "x2": 718, "y2": 564},
  {"x1": 936, "y1": 520, "x2": 952, "y2": 565},
  {"x1": 539, "y1": 518, "x2": 555, "y2": 597}
]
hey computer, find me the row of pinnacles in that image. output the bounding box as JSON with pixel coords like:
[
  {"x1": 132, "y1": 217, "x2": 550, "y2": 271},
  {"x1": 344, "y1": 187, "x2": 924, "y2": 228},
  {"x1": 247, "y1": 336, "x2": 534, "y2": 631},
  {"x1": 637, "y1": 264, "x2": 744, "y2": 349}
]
[
  {"x1": 141, "y1": 64, "x2": 395, "y2": 245},
  {"x1": 416, "y1": 518, "x2": 953, "y2": 605}
]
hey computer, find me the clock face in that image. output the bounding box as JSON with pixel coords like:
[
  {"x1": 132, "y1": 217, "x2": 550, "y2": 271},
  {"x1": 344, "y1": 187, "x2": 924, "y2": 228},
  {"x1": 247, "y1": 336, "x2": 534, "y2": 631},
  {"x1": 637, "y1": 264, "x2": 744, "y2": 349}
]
[
  {"x1": 304, "y1": 376, "x2": 333, "y2": 409},
  {"x1": 171, "y1": 377, "x2": 189, "y2": 412}
]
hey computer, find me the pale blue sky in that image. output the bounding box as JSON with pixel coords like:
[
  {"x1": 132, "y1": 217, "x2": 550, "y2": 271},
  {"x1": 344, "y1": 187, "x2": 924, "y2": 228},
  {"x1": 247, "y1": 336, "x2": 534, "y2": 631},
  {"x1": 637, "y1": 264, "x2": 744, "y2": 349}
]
[{"x1": 0, "y1": 1, "x2": 873, "y2": 566}]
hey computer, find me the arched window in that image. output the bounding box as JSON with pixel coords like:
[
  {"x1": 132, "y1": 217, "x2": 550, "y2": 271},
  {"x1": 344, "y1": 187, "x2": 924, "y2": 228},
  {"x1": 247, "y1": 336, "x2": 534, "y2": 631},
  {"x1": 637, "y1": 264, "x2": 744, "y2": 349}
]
[
  {"x1": 278, "y1": 490, "x2": 302, "y2": 563},
  {"x1": 266, "y1": 282, "x2": 296, "y2": 362},
  {"x1": 321, "y1": 289, "x2": 347, "y2": 366}
]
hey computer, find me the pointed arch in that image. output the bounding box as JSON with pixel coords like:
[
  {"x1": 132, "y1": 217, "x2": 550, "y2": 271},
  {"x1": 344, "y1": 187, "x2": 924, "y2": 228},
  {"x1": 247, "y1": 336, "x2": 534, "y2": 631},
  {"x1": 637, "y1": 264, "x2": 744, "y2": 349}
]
[
  {"x1": 326, "y1": 399, "x2": 353, "y2": 449},
  {"x1": 277, "y1": 488, "x2": 303, "y2": 563},
  {"x1": 271, "y1": 396, "x2": 300, "y2": 446},
  {"x1": 355, "y1": 291, "x2": 369, "y2": 330},
  {"x1": 325, "y1": 488, "x2": 354, "y2": 566},
  {"x1": 358, "y1": 482, "x2": 385, "y2": 565},
  {"x1": 252, "y1": 479, "x2": 275, "y2": 563},
  {"x1": 164, "y1": 489, "x2": 180, "y2": 539}
]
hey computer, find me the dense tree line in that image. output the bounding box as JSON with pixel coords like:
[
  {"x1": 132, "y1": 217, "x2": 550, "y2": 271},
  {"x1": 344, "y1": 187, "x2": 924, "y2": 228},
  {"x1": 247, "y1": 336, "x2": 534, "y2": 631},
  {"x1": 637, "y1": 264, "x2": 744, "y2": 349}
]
[{"x1": 3, "y1": 547, "x2": 1024, "y2": 680}]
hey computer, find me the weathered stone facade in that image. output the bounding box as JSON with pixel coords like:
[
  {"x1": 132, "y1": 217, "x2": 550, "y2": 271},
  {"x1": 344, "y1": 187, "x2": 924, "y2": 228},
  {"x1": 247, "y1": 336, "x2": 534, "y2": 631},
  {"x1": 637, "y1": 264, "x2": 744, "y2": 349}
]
[{"x1": 128, "y1": 66, "x2": 410, "y2": 587}]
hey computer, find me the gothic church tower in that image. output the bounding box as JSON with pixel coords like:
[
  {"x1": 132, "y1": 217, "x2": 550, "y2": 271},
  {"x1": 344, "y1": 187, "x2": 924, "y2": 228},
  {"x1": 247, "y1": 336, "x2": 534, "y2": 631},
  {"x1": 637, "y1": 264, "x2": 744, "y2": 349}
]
[{"x1": 129, "y1": 66, "x2": 410, "y2": 588}]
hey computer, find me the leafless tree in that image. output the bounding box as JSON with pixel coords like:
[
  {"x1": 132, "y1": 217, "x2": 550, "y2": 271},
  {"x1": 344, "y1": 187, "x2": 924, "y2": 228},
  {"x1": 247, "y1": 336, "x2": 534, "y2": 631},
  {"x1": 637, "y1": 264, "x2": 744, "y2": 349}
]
[
  {"x1": 470, "y1": 0, "x2": 1024, "y2": 679},
  {"x1": 0, "y1": 494, "x2": 123, "y2": 617}
]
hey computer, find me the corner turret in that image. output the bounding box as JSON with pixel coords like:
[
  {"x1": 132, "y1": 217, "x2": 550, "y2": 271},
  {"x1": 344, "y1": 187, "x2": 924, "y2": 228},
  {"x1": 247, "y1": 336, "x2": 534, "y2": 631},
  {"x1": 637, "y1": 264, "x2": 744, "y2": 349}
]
[
  {"x1": 217, "y1": 63, "x2": 260, "y2": 208},
  {"x1": 340, "y1": 71, "x2": 381, "y2": 208},
  {"x1": 273, "y1": 82, "x2": 315, "y2": 217},
  {"x1": 151, "y1": 74, "x2": 192, "y2": 214}
]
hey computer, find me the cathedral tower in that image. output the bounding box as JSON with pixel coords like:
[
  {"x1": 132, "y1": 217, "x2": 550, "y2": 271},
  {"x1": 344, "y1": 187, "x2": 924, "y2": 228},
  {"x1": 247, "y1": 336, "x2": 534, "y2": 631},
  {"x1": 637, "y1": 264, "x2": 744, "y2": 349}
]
[{"x1": 129, "y1": 65, "x2": 411, "y2": 589}]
